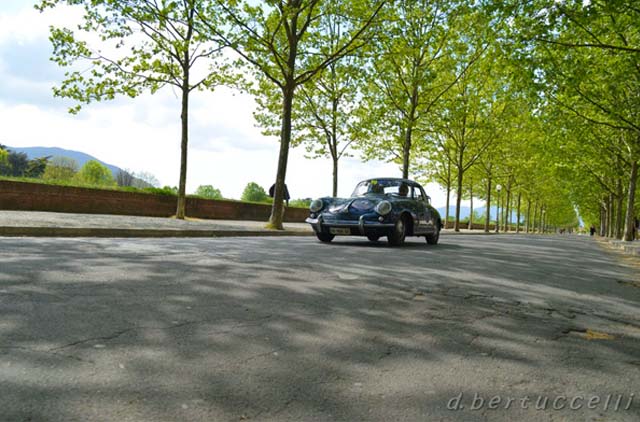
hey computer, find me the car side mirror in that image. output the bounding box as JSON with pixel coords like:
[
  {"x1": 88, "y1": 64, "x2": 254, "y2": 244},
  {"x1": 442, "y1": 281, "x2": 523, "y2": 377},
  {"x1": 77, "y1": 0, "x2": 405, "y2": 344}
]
[{"x1": 426, "y1": 195, "x2": 431, "y2": 204}]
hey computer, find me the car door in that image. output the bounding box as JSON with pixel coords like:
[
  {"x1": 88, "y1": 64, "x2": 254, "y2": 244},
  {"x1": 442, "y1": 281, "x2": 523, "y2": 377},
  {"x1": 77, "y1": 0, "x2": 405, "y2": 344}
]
[
  {"x1": 418, "y1": 186, "x2": 438, "y2": 233},
  {"x1": 410, "y1": 185, "x2": 429, "y2": 234}
]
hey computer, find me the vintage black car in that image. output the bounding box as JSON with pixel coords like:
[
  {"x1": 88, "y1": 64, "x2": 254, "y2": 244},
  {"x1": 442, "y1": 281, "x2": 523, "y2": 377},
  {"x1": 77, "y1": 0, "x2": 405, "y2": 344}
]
[{"x1": 306, "y1": 178, "x2": 442, "y2": 246}]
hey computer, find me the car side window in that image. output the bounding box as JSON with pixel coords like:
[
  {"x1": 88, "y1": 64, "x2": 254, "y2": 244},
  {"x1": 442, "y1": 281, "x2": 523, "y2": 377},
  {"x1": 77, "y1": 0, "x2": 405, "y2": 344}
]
[
  {"x1": 413, "y1": 187, "x2": 424, "y2": 201},
  {"x1": 417, "y1": 187, "x2": 429, "y2": 203}
]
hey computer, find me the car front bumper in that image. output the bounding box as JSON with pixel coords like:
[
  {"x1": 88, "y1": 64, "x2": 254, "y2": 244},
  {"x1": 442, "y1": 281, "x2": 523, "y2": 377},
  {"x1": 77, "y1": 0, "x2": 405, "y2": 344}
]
[{"x1": 305, "y1": 214, "x2": 395, "y2": 236}]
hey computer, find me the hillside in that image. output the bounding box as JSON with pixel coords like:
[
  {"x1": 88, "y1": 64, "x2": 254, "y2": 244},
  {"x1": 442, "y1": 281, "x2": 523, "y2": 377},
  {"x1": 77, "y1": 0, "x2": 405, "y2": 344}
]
[{"x1": 6, "y1": 146, "x2": 122, "y2": 177}]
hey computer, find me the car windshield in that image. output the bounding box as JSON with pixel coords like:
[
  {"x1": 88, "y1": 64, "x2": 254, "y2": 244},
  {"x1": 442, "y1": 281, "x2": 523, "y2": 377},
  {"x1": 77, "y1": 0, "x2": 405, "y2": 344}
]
[{"x1": 351, "y1": 179, "x2": 409, "y2": 197}]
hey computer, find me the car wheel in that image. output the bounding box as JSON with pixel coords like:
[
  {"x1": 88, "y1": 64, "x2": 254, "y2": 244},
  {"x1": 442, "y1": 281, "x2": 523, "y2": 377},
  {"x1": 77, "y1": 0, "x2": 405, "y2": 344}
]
[
  {"x1": 388, "y1": 217, "x2": 406, "y2": 246},
  {"x1": 367, "y1": 234, "x2": 380, "y2": 242},
  {"x1": 426, "y1": 224, "x2": 440, "y2": 245},
  {"x1": 316, "y1": 232, "x2": 335, "y2": 243}
]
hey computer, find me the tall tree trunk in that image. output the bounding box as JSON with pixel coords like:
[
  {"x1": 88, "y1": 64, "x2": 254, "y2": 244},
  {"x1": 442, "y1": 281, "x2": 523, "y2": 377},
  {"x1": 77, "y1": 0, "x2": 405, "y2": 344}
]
[
  {"x1": 624, "y1": 160, "x2": 638, "y2": 241},
  {"x1": 454, "y1": 166, "x2": 463, "y2": 232},
  {"x1": 176, "y1": 72, "x2": 190, "y2": 219},
  {"x1": 331, "y1": 96, "x2": 339, "y2": 198},
  {"x1": 532, "y1": 202, "x2": 538, "y2": 233},
  {"x1": 268, "y1": 82, "x2": 295, "y2": 230},
  {"x1": 615, "y1": 178, "x2": 624, "y2": 239},
  {"x1": 504, "y1": 183, "x2": 511, "y2": 232},
  {"x1": 402, "y1": 91, "x2": 418, "y2": 179},
  {"x1": 607, "y1": 193, "x2": 614, "y2": 238},
  {"x1": 600, "y1": 200, "x2": 606, "y2": 236},
  {"x1": 611, "y1": 193, "x2": 616, "y2": 238},
  {"x1": 175, "y1": 17, "x2": 196, "y2": 219},
  {"x1": 332, "y1": 156, "x2": 338, "y2": 198},
  {"x1": 500, "y1": 191, "x2": 504, "y2": 231},
  {"x1": 495, "y1": 191, "x2": 500, "y2": 233},
  {"x1": 484, "y1": 177, "x2": 492, "y2": 233},
  {"x1": 445, "y1": 184, "x2": 451, "y2": 230},
  {"x1": 468, "y1": 180, "x2": 473, "y2": 230},
  {"x1": 402, "y1": 125, "x2": 412, "y2": 179},
  {"x1": 516, "y1": 192, "x2": 521, "y2": 233},
  {"x1": 526, "y1": 199, "x2": 531, "y2": 233}
]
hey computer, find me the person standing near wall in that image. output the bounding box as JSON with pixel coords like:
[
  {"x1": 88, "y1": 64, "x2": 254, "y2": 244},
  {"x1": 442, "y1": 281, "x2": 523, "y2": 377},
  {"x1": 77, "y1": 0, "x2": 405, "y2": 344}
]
[{"x1": 269, "y1": 183, "x2": 290, "y2": 220}]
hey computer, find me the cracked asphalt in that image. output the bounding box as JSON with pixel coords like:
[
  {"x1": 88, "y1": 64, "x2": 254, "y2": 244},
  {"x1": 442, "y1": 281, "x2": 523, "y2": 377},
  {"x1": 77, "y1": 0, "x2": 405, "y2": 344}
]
[{"x1": 1, "y1": 234, "x2": 639, "y2": 421}]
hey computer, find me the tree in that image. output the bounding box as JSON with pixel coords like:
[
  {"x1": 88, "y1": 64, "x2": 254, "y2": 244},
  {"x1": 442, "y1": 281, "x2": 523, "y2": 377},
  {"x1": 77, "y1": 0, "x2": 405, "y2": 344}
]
[
  {"x1": 160, "y1": 186, "x2": 178, "y2": 195},
  {"x1": 413, "y1": 144, "x2": 456, "y2": 228},
  {"x1": 0, "y1": 146, "x2": 51, "y2": 178},
  {"x1": 195, "y1": 185, "x2": 223, "y2": 200},
  {"x1": 37, "y1": 0, "x2": 231, "y2": 219},
  {"x1": 0, "y1": 147, "x2": 8, "y2": 166},
  {"x1": 43, "y1": 156, "x2": 79, "y2": 181},
  {"x1": 254, "y1": 14, "x2": 365, "y2": 197},
  {"x1": 289, "y1": 198, "x2": 312, "y2": 208},
  {"x1": 0, "y1": 149, "x2": 29, "y2": 177},
  {"x1": 25, "y1": 156, "x2": 51, "y2": 178},
  {"x1": 358, "y1": 1, "x2": 486, "y2": 179},
  {"x1": 116, "y1": 169, "x2": 135, "y2": 187},
  {"x1": 75, "y1": 160, "x2": 116, "y2": 187},
  {"x1": 201, "y1": 0, "x2": 387, "y2": 229},
  {"x1": 433, "y1": 47, "x2": 508, "y2": 232},
  {"x1": 133, "y1": 171, "x2": 160, "y2": 188},
  {"x1": 241, "y1": 182, "x2": 269, "y2": 203}
]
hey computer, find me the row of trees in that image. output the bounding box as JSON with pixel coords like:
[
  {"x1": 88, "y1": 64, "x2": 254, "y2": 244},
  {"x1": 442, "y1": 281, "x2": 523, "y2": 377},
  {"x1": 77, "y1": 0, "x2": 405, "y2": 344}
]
[
  {"x1": 421, "y1": 0, "x2": 638, "y2": 240},
  {"x1": 503, "y1": 0, "x2": 639, "y2": 240},
  {"x1": 196, "y1": 182, "x2": 310, "y2": 207},
  {"x1": 37, "y1": 1, "x2": 637, "y2": 238},
  {"x1": 37, "y1": 0, "x2": 386, "y2": 228}
]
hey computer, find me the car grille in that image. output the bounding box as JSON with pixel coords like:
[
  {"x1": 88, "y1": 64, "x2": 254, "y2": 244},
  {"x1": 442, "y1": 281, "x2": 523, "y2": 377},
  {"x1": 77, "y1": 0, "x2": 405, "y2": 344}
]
[{"x1": 323, "y1": 215, "x2": 337, "y2": 223}]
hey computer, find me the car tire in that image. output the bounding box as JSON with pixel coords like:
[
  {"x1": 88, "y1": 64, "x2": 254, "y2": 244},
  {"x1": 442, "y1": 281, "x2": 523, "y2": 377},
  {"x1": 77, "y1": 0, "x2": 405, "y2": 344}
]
[
  {"x1": 316, "y1": 232, "x2": 335, "y2": 243},
  {"x1": 388, "y1": 217, "x2": 406, "y2": 246},
  {"x1": 426, "y1": 224, "x2": 440, "y2": 245},
  {"x1": 367, "y1": 234, "x2": 380, "y2": 242}
]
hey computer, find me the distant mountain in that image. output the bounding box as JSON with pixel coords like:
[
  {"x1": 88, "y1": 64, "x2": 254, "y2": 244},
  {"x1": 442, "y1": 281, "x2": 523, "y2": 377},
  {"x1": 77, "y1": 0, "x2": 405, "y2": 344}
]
[
  {"x1": 7, "y1": 146, "x2": 122, "y2": 177},
  {"x1": 437, "y1": 205, "x2": 473, "y2": 220}
]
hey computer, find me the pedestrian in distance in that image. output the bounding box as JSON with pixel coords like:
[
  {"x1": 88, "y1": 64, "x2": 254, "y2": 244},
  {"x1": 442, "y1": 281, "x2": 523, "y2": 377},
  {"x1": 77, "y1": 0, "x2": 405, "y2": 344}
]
[
  {"x1": 269, "y1": 183, "x2": 290, "y2": 207},
  {"x1": 589, "y1": 225, "x2": 596, "y2": 236}
]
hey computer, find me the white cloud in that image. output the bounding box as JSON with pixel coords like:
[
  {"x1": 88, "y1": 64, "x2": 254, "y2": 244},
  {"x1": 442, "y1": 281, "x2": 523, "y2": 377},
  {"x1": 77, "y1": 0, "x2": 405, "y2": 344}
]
[{"x1": 0, "y1": 3, "x2": 82, "y2": 45}]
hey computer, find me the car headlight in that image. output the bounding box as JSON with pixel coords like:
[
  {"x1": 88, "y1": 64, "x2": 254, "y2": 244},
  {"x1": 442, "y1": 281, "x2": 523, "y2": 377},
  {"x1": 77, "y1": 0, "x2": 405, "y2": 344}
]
[
  {"x1": 309, "y1": 199, "x2": 324, "y2": 212},
  {"x1": 375, "y1": 200, "x2": 392, "y2": 216}
]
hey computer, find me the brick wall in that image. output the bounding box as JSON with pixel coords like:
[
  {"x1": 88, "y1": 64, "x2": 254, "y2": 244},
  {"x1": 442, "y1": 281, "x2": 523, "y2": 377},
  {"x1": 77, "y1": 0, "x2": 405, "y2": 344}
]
[{"x1": 0, "y1": 180, "x2": 309, "y2": 222}]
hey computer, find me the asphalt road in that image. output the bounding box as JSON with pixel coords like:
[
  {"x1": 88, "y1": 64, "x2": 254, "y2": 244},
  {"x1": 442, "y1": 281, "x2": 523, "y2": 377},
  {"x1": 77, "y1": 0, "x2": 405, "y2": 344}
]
[{"x1": 1, "y1": 234, "x2": 639, "y2": 421}]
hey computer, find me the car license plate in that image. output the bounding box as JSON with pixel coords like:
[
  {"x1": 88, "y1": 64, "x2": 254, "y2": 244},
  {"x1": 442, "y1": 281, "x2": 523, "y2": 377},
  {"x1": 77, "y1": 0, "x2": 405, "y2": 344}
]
[{"x1": 330, "y1": 227, "x2": 350, "y2": 235}]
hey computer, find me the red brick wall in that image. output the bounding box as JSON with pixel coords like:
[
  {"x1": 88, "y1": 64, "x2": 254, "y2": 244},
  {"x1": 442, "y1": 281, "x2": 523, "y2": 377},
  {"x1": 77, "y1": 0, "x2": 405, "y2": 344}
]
[{"x1": 0, "y1": 180, "x2": 308, "y2": 222}]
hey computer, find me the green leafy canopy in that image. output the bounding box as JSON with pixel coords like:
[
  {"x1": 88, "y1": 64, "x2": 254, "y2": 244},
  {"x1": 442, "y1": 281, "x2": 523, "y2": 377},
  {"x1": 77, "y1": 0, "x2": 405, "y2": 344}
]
[{"x1": 36, "y1": 0, "x2": 235, "y2": 113}]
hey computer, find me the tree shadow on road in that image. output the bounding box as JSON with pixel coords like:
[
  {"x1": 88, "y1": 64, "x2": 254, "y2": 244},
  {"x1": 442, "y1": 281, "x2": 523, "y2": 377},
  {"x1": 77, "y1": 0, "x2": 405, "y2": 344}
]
[{"x1": 1, "y1": 234, "x2": 639, "y2": 421}]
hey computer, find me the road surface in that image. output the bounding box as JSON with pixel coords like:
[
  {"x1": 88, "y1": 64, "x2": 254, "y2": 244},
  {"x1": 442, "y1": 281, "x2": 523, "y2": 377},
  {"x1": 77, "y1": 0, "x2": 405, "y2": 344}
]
[{"x1": 1, "y1": 234, "x2": 639, "y2": 421}]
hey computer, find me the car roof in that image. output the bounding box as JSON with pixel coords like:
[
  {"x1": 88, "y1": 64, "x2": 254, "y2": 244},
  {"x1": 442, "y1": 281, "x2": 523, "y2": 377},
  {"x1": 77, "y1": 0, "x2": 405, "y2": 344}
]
[{"x1": 360, "y1": 177, "x2": 422, "y2": 186}]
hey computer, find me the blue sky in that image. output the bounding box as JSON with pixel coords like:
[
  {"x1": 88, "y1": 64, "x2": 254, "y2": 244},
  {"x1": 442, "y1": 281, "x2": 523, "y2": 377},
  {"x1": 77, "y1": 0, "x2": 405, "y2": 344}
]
[{"x1": 0, "y1": 1, "x2": 472, "y2": 207}]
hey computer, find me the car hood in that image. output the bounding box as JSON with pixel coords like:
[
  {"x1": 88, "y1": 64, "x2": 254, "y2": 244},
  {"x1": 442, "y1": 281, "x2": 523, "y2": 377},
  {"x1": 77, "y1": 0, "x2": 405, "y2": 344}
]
[{"x1": 322, "y1": 195, "x2": 386, "y2": 213}]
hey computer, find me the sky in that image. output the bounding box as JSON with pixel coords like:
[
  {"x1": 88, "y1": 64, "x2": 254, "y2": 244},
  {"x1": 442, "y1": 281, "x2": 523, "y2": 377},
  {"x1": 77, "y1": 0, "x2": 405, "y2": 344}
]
[{"x1": 0, "y1": 1, "x2": 479, "y2": 209}]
